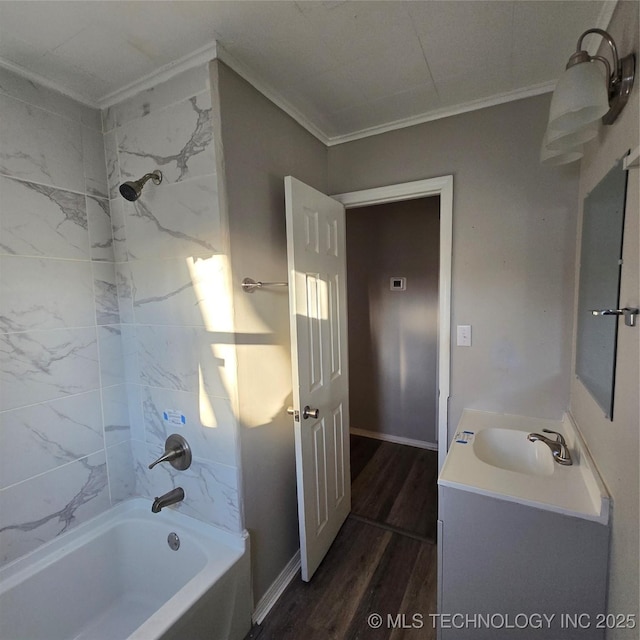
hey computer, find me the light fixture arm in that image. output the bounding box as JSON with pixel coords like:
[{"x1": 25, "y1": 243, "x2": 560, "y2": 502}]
[
  {"x1": 573, "y1": 28, "x2": 619, "y2": 79},
  {"x1": 566, "y1": 27, "x2": 635, "y2": 125}
]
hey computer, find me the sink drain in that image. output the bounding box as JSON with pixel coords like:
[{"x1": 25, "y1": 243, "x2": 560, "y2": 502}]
[{"x1": 167, "y1": 532, "x2": 180, "y2": 551}]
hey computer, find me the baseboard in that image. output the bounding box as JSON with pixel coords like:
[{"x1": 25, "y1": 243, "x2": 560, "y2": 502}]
[
  {"x1": 350, "y1": 428, "x2": 438, "y2": 451},
  {"x1": 252, "y1": 550, "x2": 301, "y2": 625}
]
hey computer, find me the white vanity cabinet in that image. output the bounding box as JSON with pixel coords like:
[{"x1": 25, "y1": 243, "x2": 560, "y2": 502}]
[{"x1": 437, "y1": 411, "x2": 611, "y2": 640}]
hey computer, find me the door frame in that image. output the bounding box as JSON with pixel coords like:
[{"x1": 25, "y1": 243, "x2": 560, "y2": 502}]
[{"x1": 332, "y1": 175, "x2": 453, "y2": 470}]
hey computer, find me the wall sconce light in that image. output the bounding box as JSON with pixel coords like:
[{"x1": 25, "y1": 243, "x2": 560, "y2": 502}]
[{"x1": 541, "y1": 28, "x2": 635, "y2": 166}]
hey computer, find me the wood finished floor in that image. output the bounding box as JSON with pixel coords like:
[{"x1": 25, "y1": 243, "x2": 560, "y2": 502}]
[
  {"x1": 350, "y1": 436, "x2": 438, "y2": 542},
  {"x1": 246, "y1": 436, "x2": 438, "y2": 640}
]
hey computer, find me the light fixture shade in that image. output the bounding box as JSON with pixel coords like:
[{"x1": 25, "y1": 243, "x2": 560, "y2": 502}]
[
  {"x1": 540, "y1": 145, "x2": 584, "y2": 166},
  {"x1": 540, "y1": 131, "x2": 583, "y2": 166},
  {"x1": 548, "y1": 61, "x2": 609, "y2": 133},
  {"x1": 545, "y1": 120, "x2": 599, "y2": 151}
]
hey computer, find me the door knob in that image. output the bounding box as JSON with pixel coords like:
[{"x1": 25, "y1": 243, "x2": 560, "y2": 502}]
[
  {"x1": 590, "y1": 307, "x2": 638, "y2": 327},
  {"x1": 302, "y1": 406, "x2": 319, "y2": 420}
]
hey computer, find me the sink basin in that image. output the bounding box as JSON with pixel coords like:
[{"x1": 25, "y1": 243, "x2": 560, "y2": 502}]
[
  {"x1": 439, "y1": 410, "x2": 611, "y2": 523},
  {"x1": 473, "y1": 428, "x2": 555, "y2": 476}
]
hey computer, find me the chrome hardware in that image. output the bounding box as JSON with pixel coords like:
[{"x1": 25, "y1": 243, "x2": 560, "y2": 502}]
[
  {"x1": 590, "y1": 307, "x2": 638, "y2": 327},
  {"x1": 167, "y1": 532, "x2": 180, "y2": 551},
  {"x1": 527, "y1": 430, "x2": 573, "y2": 465},
  {"x1": 151, "y1": 487, "x2": 185, "y2": 513},
  {"x1": 242, "y1": 277, "x2": 289, "y2": 293},
  {"x1": 148, "y1": 434, "x2": 192, "y2": 471},
  {"x1": 119, "y1": 170, "x2": 162, "y2": 202},
  {"x1": 287, "y1": 407, "x2": 300, "y2": 422},
  {"x1": 302, "y1": 406, "x2": 319, "y2": 420}
]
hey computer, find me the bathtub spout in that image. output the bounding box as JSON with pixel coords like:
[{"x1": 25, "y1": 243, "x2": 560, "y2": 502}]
[{"x1": 152, "y1": 487, "x2": 185, "y2": 513}]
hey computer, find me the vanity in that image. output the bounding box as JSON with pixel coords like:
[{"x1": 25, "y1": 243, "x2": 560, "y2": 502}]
[{"x1": 437, "y1": 410, "x2": 610, "y2": 640}]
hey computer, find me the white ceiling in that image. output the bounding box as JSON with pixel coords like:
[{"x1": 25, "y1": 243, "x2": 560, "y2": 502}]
[{"x1": 0, "y1": 1, "x2": 613, "y2": 143}]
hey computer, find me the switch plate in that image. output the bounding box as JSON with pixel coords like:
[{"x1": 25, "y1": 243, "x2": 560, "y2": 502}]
[{"x1": 457, "y1": 325, "x2": 472, "y2": 347}]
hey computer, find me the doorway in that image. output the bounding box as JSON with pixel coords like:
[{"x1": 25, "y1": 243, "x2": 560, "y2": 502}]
[
  {"x1": 333, "y1": 176, "x2": 453, "y2": 470},
  {"x1": 283, "y1": 175, "x2": 452, "y2": 584},
  {"x1": 345, "y1": 196, "x2": 440, "y2": 449}
]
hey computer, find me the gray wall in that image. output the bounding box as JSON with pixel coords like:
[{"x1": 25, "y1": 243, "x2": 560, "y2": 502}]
[
  {"x1": 346, "y1": 197, "x2": 440, "y2": 443},
  {"x1": 329, "y1": 93, "x2": 580, "y2": 435},
  {"x1": 569, "y1": 2, "x2": 639, "y2": 635},
  {"x1": 214, "y1": 60, "x2": 328, "y2": 604}
]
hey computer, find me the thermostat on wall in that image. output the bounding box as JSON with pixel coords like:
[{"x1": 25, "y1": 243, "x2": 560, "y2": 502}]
[{"x1": 390, "y1": 277, "x2": 406, "y2": 291}]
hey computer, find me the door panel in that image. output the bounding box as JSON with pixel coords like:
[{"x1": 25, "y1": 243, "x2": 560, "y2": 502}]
[{"x1": 285, "y1": 176, "x2": 350, "y2": 581}]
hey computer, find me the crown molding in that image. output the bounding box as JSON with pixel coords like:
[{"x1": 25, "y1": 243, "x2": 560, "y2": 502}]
[
  {"x1": 215, "y1": 43, "x2": 330, "y2": 146},
  {"x1": 0, "y1": 58, "x2": 100, "y2": 109},
  {"x1": 2, "y1": 0, "x2": 618, "y2": 143},
  {"x1": 325, "y1": 81, "x2": 556, "y2": 146},
  {"x1": 98, "y1": 42, "x2": 218, "y2": 109}
]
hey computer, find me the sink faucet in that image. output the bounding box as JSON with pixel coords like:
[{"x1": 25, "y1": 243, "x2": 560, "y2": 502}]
[
  {"x1": 527, "y1": 429, "x2": 572, "y2": 465},
  {"x1": 151, "y1": 487, "x2": 185, "y2": 513}
]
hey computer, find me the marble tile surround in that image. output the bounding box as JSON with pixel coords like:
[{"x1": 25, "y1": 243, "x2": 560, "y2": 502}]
[
  {"x1": 0, "y1": 390, "x2": 104, "y2": 489},
  {"x1": 0, "y1": 63, "x2": 241, "y2": 567},
  {"x1": 106, "y1": 63, "x2": 242, "y2": 533},
  {"x1": 0, "y1": 451, "x2": 110, "y2": 565},
  {"x1": 0, "y1": 93, "x2": 84, "y2": 193},
  {"x1": 0, "y1": 175, "x2": 89, "y2": 259},
  {"x1": 0, "y1": 68, "x2": 124, "y2": 567},
  {"x1": 132, "y1": 439, "x2": 241, "y2": 533},
  {"x1": 1, "y1": 255, "x2": 96, "y2": 333},
  {"x1": 0, "y1": 327, "x2": 100, "y2": 412}
]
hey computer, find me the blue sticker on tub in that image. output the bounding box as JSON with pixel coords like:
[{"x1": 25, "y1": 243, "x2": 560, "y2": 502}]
[{"x1": 455, "y1": 431, "x2": 475, "y2": 444}]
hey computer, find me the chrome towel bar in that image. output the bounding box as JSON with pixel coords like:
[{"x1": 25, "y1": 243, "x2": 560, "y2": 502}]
[{"x1": 242, "y1": 277, "x2": 288, "y2": 293}]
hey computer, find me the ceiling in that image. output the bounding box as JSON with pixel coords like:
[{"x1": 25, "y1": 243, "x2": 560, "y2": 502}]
[{"x1": 0, "y1": 1, "x2": 613, "y2": 143}]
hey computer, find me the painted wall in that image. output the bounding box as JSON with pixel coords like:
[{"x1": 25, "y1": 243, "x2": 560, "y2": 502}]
[
  {"x1": 0, "y1": 67, "x2": 121, "y2": 565},
  {"x1": 329, "y1": 93, "x2": 580, "y2": 435},
  {"x1": 214, "y1": 60, "x2": 329, "y2": 604},
  {"x1": 569, "y1": 2, "x2": 639, "y2": 635},
  {"x1": 103, "y1": 64, "x2": 243, "y2": 534},
  {"x1": 346, "y1": 198, "x2": 440, "y2": 444}
]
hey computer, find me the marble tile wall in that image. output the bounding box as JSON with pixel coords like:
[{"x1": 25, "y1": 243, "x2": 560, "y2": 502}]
[
  {"x1": 103, "y1": 64, "x2": 242, "y2": 534},
  {"x1": 0, "y1": 62, "x2": 241, "y2": 567},
  {"x1": 0, "y1": 66, "x2": 132, "y2": 567}
]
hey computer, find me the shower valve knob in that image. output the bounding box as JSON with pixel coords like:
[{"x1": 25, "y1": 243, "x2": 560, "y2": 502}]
[{"x1": 148, "y1": 434, "x2": 192, "y2": 471}]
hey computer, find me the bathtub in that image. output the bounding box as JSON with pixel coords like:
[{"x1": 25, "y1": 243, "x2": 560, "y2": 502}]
[{"x1": 0, "y1": 498, "x2": 251, "y2": 640}]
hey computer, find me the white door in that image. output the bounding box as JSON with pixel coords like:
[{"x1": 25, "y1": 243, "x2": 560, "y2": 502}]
[{"x1": 285, "y1": 176, "x2": 351, "y2": 581}]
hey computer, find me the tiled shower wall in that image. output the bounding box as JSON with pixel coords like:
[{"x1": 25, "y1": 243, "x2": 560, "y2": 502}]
[
  {"x1": 0, "y1": 67, "x2": 128, "y2": 566},
  {"x1": 103, "y1": 64, "x2": 242, "y2": 534},
  {"x1": 0, "y1": 63, "x2": 242, "y2": 567}
]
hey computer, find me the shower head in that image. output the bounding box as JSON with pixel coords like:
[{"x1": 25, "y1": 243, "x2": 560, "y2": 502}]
[{"x1": 119, "y1": 170, "x2": 162, "y2": 201}]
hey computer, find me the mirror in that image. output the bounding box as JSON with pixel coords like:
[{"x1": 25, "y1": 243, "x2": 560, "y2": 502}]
[{"x1": 575, "y1": 157, "x2": 628, "y2": 419}]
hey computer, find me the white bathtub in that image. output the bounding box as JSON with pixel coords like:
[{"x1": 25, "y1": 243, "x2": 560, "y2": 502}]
[{"x1": 0, "y1": 498, "x2": 252, "y2": 640}]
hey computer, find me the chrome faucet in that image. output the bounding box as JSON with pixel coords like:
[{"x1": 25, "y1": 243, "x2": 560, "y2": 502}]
[
  {"x1": 151, "y1": 487, "x2": 185, "y2": 513},
  {"x1": 527, "y1": 429, "x2": 573, "y2": 465}
]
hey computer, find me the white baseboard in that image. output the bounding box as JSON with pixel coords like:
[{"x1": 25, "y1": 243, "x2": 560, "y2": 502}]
[
  {"x1": 252, "y1": 550, "x2": 301, "y2": 625},
  {"x1": 350, "y1": 428, "x2": 438, "y2": 451}
]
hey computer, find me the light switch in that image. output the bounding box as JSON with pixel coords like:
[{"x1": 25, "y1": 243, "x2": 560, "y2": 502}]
[{"x1": 457, "y1": 325, "x2": 472, "y2": 347}]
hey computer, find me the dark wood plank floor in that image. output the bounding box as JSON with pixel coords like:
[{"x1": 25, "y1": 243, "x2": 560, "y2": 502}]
[
  {"x1": 246, "y1": 436, "x2": 438, "y2": 640},
  {"x1": 351, "y1": 435, "x2": 438, "y2": 542}
]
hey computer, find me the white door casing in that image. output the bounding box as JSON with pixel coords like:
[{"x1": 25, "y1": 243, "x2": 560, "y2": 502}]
[
  {"x1": 285, "y1": 176, "x2": 351, "y2": 582},
  {"x1": 332, "y1": 176, "x2": 453, "y2": 471}
]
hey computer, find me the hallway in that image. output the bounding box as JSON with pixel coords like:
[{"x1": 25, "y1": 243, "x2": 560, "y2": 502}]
[{"x1": 246, "y1": 436, "x2": 438, "y2": 640}]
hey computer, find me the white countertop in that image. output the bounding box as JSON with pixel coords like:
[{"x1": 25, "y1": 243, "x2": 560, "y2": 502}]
[{"x1": 438, "y1": 410, "x2": 610, "y2": 524}]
